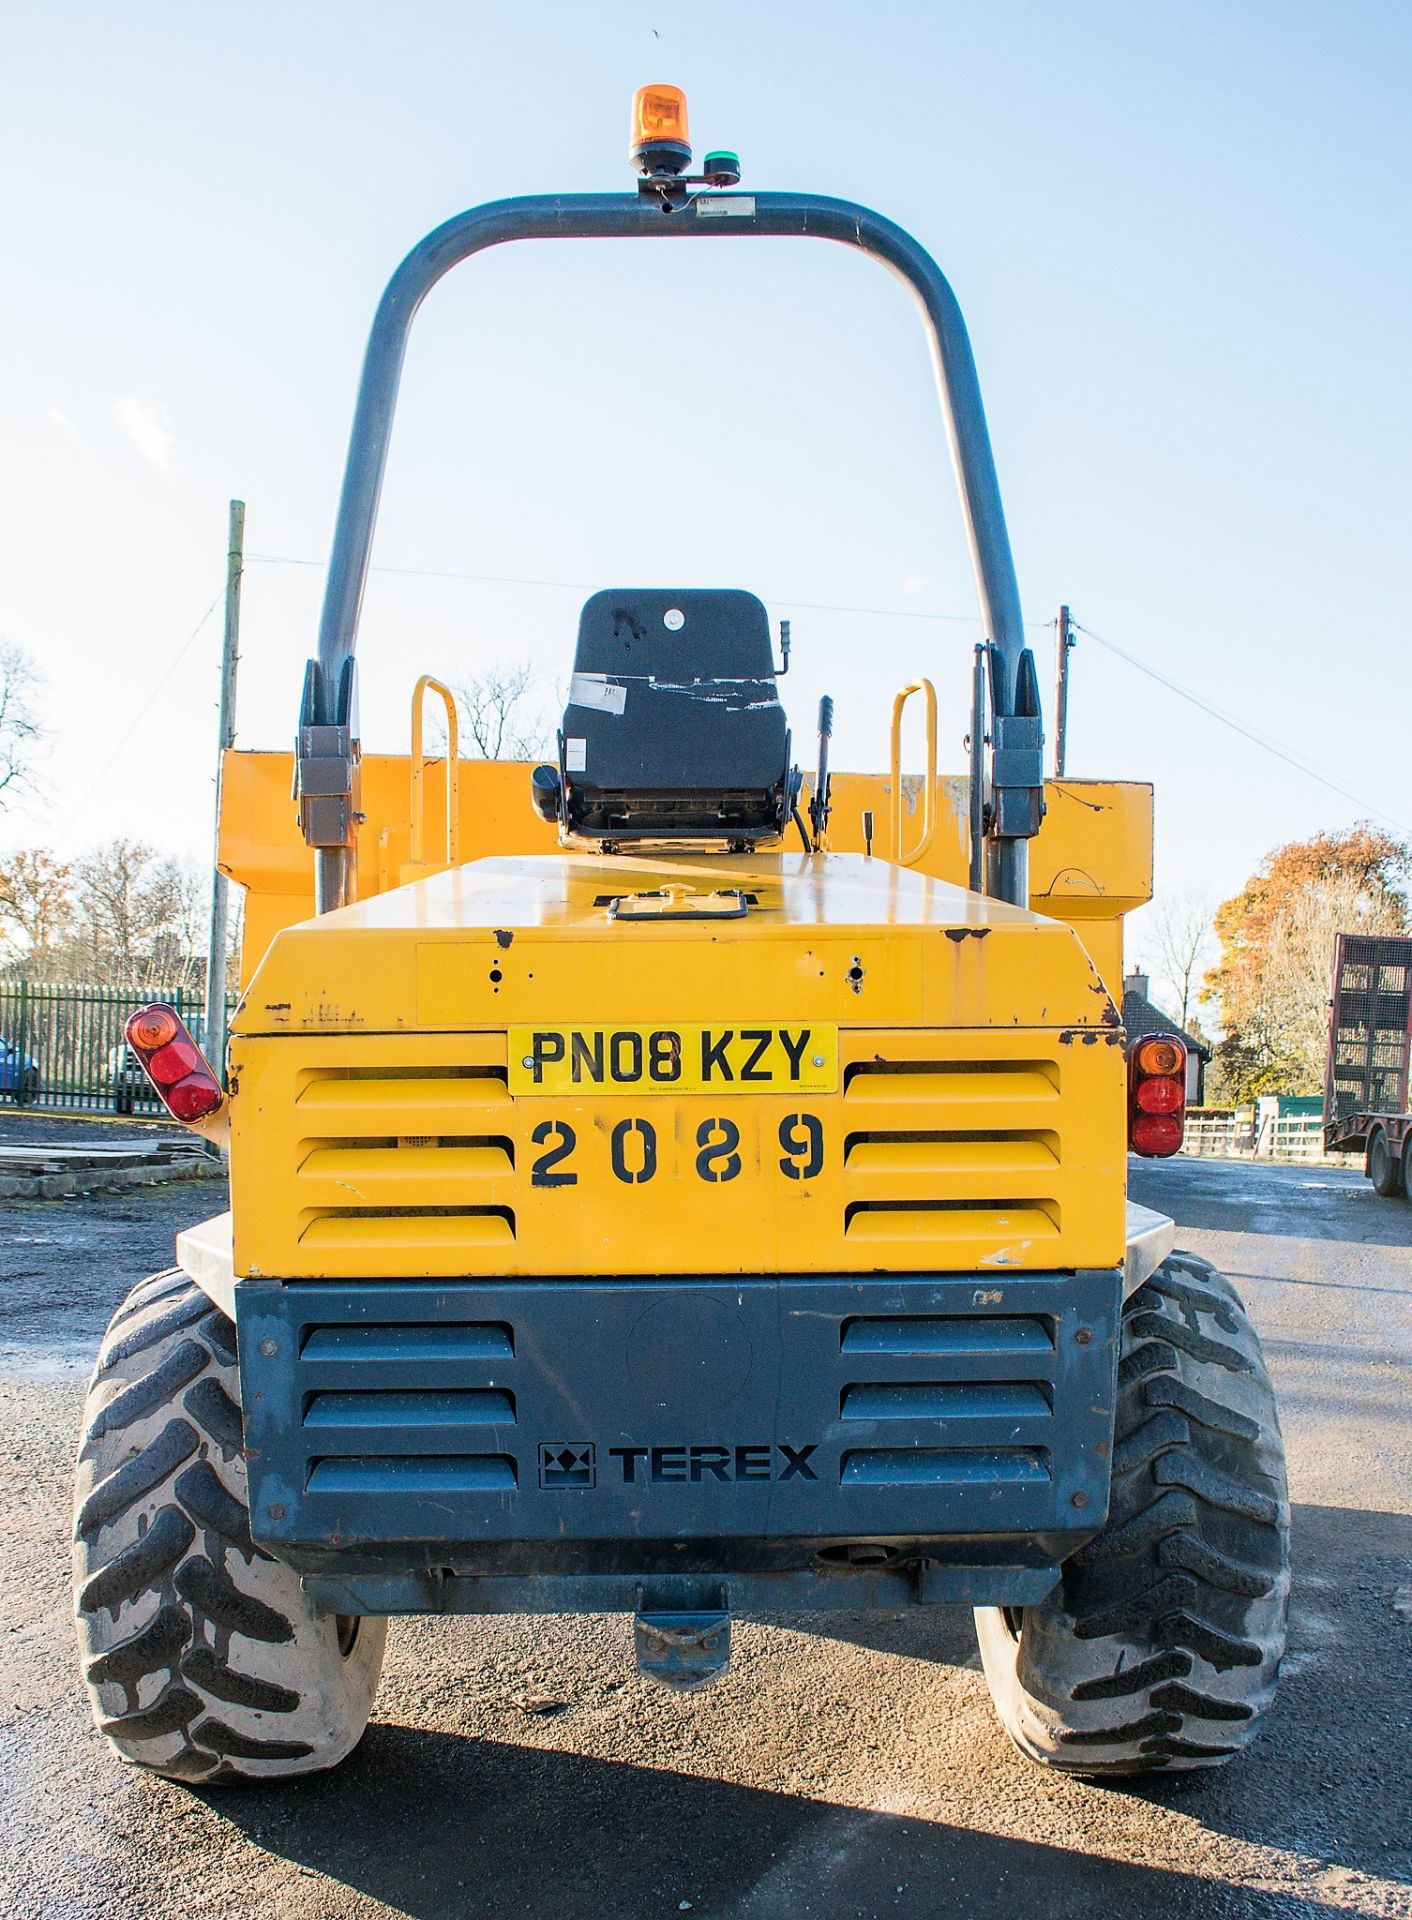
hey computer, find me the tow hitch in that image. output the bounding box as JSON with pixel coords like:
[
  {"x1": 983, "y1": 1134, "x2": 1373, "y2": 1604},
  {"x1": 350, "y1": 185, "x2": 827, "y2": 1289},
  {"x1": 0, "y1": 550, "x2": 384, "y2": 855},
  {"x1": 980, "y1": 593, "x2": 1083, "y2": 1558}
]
[{"x1": 634, "y1": 1589, "x2": 731, "y2": 1692}]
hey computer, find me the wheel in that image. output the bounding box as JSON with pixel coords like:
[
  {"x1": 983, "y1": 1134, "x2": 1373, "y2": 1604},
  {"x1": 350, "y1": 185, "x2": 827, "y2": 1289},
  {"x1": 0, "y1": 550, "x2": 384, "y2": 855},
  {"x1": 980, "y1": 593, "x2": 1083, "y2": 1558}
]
[
  {"x1": 14, "y1": 1068, "x2": 34, "y2": 1106},
  {"x1": 1402, "y1": 1137, "x2": 1412, "y2": 1207},
  {"x1": 1368, "y1": 1130, "x2": 1403, "y2": 1197},
  {"x1": 975, "y1": 1252, "x2": 1289, "y2": 1775},
  {"x1": 73, "y1": 1270, "x2": 386, "y2": 1782},
  {"x1": 112, "y1": 1088, "x2": 134, "y2": 1116}
]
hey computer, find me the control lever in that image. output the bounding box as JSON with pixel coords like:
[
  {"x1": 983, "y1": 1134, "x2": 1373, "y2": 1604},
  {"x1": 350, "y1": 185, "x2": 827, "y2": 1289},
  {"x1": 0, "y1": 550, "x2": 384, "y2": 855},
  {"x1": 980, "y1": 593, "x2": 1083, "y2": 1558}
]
[{"x1": 809, "y1": 695, "x2": 834, "y2": 847}]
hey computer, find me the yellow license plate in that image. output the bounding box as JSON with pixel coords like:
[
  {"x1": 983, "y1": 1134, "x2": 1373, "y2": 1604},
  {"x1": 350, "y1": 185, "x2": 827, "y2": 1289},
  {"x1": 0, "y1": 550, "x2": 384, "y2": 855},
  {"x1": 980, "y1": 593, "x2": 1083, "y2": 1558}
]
[{"x1": 508, "y1": 1024, "x2": 838, "y2": 1097}]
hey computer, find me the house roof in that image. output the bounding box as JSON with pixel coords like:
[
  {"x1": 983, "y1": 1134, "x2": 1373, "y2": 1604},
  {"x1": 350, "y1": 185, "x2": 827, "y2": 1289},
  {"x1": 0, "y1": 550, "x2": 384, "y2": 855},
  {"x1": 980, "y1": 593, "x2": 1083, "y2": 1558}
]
[{"x1": 1122, "y1": 988, "x2": 1212, "y2": 1060}]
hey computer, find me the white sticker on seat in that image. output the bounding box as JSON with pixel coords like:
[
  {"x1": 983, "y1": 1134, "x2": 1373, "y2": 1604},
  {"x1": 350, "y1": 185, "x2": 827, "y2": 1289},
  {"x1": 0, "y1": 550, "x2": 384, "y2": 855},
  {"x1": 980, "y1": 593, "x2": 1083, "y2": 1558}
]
[
  {"x1": 568, "y1": 673, "x2": 627, "y2": 716},
  {"x1": 565, "y1": 737, "x2": 587, "y2": 772}
]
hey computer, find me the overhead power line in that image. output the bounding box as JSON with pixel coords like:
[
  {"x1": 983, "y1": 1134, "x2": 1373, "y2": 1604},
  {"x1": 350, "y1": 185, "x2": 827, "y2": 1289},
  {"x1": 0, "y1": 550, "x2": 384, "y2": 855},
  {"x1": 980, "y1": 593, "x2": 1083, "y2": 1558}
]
[
  {"x1": 248, "y1": 558, "x2": 1401, "y2": 825},
  {"x1": 257, "y1": 554, "x2": 1402, "y2": 820},
  {"x1": 76, "y1": 563, "x2": 1389, "y2": 845},
  {"x1": 61, "y1": 589, "x2": 226, "y2": 836},
  {"x1": 1071, "y1": 620, "x2": 1412, "y2": 837},
  {"x1": 244, "y1": 552, "x2": 1049, "y2": 628}
]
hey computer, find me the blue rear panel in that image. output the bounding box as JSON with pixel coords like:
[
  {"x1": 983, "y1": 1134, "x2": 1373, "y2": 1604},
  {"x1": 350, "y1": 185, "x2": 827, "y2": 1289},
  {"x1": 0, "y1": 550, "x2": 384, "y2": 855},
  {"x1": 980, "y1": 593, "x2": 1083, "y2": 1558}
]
[{"x1": 236, "y1": 1269, "x2": 1119, "y2": 1602}]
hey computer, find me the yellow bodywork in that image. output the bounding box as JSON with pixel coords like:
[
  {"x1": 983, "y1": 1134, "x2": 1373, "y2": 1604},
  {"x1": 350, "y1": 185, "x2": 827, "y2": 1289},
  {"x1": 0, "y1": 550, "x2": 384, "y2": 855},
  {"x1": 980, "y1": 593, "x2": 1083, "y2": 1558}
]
[
  {"x1": 219, "y1": 737, "x2": 1150, "y2": 1290},
  {"x1": 228, "y1": 848, "x2": 1131, "y2": 1285},
  {"x1": 220, "y1": 751, "x2": 1152, "y2": 996}
]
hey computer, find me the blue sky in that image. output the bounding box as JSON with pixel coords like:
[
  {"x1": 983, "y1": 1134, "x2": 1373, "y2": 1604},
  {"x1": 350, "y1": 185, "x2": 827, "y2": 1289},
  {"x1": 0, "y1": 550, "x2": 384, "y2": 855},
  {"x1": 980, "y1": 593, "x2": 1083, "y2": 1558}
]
[{"x1": 2, "y1": 2, "x2": 1409, "y2": 989}]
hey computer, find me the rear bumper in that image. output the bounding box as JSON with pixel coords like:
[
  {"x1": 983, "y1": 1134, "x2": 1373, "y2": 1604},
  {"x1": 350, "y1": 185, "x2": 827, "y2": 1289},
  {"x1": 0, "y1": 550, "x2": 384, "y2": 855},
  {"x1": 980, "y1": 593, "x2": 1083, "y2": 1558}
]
[
  {"x1": 1325, "y1": 1111, "x2": 1410, "y2": 1154},
  {"x1": 236, "y1": 1268, "x2": 1120, "y2": 1612}
]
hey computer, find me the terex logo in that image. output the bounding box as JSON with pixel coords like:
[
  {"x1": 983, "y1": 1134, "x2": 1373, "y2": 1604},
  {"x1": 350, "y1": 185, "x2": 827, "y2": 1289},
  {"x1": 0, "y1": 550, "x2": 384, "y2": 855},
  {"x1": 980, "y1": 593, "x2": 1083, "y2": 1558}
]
[{"x1": 608, "y1": 1443, "x2": 819, "y2": 1485}]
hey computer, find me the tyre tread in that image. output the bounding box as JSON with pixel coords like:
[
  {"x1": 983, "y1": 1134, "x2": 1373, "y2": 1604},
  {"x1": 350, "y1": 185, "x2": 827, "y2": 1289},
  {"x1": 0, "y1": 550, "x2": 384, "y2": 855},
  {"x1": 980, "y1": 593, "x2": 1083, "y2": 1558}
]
[
  {"x1": 74, "y1": 1272, "x2": 385, "y2": 1782},
  {"x1": 75, "y1": 1418, "x2": 199, "y2": 1540},
  {"x1": 975, "y1": 1253, "x2": 1289, "y2": 1777},
  {"x1": 98, "y1": 1291, "x2": 211, "y2": 1371}
]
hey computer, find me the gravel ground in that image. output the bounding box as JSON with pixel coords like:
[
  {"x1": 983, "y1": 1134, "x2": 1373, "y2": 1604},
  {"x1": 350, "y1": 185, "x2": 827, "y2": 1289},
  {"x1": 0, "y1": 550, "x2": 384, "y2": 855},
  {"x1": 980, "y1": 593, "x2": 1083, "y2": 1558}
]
[{"x1": 0, "y1": 1145, "x2": 1408, "y2": 1920}]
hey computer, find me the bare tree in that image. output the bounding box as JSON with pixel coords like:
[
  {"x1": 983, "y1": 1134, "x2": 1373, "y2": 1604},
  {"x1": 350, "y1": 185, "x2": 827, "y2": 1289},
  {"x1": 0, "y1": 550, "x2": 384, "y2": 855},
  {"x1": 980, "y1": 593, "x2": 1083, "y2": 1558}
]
[
  {"x1": 0, "y1": 642, "x2": 45, "y2": 807},
  {"x1": 72, "y1": 838, "x2": 153, "y2": 975},
  {"x1": 144, "y1": 856, "x2": 207, "y2": 988},
  {"x1": 69, "y1": 839, "x2": 205, "y2": 990},
  {"x1": 1150, "y1": 889, "x2": 1217, "y2": 1031},
  {"x1": 224, "y1": 888, "x2": 245, "y2": 992},
  {"x1": 449, "y1": 663, "x2": 546, "y2": 760},
  {"x1": 0, "y1": 848, "x2": 75, "y2": 962}
]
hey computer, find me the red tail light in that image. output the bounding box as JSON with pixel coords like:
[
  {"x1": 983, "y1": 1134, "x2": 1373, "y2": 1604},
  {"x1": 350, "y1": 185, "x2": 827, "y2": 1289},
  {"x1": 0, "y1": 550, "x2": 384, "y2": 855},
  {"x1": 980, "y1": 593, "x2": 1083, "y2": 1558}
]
[
  {"x1": 1129, "y1": 1034, "x2": 1187, "y2": 1158},
  {"x1": 125, "y1": 1004, "x2": 224, "y2": 1123}
]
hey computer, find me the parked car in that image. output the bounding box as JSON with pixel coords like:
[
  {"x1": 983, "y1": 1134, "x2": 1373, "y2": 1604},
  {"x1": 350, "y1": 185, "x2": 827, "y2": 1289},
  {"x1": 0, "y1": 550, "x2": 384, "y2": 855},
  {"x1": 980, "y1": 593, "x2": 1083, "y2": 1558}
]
[
  {"x1": 0, "y1": 1033, "x2": 40, "y2": 1105},
  {"x1": 106, "y1": 1042, "x2": 156, "y2": 1115}
]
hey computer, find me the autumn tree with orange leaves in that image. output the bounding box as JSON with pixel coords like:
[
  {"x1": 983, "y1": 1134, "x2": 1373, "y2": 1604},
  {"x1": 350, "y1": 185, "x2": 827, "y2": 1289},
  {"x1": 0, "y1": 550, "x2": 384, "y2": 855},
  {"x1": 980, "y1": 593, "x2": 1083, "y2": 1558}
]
[{"x1": 1203, "y1": 826, "x2": 1411, "y2": 1101}]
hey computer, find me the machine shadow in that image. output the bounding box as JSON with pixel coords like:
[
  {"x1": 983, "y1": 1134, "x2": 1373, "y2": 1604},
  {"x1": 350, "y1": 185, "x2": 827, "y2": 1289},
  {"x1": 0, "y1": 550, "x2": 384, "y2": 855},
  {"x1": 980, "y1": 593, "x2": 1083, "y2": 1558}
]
[
  {"x1": 198, "y1": 1506, "x2": 1409, "y2": 1918},
  {"x1": 1154, "y1": 1501, "x2": 1412, "y2": 1877},
  {"x1": 766, "y1": 1503, "x2": 1411, "y2": 1889},
  {"x1": 201, "y1": 1729, "x2": 1357, "y2": 1920}
]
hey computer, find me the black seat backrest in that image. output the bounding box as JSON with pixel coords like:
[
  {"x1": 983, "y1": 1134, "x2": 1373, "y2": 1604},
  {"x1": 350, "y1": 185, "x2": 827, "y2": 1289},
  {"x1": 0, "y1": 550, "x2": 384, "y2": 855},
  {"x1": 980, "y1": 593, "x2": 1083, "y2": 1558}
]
[{"x1": 559, "y1": 589, "x2": 791, "y2": 842}]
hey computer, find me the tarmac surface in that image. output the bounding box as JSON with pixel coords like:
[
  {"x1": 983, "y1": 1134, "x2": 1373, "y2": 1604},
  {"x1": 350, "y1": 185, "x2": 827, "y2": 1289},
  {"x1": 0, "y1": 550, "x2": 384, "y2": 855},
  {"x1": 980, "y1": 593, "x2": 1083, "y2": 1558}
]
[{"x1": 0, "y1": 1141, "x2": 1409, "y2": 1919}]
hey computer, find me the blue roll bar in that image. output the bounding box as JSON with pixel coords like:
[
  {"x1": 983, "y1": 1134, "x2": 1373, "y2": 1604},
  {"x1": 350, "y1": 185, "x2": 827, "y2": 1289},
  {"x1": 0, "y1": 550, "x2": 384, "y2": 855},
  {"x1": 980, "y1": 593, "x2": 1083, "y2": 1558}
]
[{"x1": 309, "y1": 190, "x2": 1034, "y2": 909}]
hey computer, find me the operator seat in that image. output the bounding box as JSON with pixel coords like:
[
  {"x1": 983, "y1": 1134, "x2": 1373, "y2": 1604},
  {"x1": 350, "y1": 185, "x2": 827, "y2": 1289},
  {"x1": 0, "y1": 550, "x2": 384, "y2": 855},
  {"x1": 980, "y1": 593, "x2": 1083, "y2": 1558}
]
[{"x1": 543, "y1": 588, "x2": 794, "y2": 845}]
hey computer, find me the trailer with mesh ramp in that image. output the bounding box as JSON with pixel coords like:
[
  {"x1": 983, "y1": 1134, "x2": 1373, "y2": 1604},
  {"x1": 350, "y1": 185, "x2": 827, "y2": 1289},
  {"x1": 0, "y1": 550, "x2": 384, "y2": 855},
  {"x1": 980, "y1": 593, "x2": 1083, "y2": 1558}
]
[{"x1": 1324, "y1": 931, "x2": 1412, "y2": 1197}]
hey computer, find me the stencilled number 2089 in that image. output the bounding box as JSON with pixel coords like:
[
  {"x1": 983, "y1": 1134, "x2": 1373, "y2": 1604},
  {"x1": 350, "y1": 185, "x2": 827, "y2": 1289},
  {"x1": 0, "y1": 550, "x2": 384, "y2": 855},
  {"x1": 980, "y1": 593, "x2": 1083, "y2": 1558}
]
[{"x1": 529, "y1": 1112, "x2": 824, "y2": 1188}]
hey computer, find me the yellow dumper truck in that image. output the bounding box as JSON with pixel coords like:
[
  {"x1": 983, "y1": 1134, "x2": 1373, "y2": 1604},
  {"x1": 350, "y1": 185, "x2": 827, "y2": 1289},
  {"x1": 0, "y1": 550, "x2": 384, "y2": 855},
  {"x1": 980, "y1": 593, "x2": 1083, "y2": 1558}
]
[{"x1": 73, "y1": 86, "x2": 1289, "y2": 1785}]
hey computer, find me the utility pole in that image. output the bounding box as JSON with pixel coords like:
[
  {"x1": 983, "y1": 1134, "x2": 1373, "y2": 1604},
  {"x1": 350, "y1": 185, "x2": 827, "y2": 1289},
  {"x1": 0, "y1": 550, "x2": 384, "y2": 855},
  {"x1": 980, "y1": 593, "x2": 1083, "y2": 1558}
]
[
  {"x1": 204, "y1": 500, "x2": 244, "y2": 1079},
  {"x1": 1053, "y1": 603, "x2": 1074, "y2": 778}
]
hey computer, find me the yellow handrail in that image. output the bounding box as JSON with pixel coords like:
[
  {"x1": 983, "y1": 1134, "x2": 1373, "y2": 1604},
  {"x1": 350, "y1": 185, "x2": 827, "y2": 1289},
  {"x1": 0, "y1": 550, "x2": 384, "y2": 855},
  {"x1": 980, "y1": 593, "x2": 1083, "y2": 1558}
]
[
  {"x1": 407, "y1": 675, "x2": 460, "y2": 878},
  {"x1": 889, "y1": 678, "x2": 937, "y2": 867}
]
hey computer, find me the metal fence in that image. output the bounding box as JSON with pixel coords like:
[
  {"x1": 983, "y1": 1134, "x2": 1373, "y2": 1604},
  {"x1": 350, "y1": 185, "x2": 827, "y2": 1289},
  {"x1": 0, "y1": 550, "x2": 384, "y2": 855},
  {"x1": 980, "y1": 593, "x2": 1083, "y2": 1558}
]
[{"x1": 0, "y1": 981, "x2": 236, "y2": 1116}]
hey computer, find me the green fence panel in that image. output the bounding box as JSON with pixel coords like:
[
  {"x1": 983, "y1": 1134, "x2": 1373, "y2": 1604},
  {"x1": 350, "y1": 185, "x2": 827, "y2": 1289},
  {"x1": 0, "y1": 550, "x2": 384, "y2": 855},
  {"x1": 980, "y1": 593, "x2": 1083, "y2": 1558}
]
[{"x1": 0, "y1": 982, "x2": 239, "y2": 1117}]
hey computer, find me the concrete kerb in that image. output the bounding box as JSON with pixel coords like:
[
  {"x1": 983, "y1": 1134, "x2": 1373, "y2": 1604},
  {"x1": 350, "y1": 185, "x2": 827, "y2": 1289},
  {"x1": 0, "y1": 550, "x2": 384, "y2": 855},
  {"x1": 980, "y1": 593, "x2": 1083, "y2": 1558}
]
[{"x1": 0, "y1": 1150, "x2": 223, "y2": 1203}]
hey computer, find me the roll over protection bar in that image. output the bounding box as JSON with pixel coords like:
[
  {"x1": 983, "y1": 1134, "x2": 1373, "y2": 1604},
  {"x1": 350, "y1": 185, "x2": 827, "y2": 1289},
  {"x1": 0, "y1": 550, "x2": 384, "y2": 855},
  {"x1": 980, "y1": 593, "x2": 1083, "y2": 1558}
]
[{"x1": 304, "y1": 190, "x2": 1043, "y2": 911}]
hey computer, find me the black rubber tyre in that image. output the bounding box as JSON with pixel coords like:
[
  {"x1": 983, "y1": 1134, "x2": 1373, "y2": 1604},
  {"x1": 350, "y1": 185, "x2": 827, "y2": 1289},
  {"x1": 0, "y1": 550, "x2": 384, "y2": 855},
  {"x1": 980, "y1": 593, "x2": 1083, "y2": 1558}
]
[
  {"x1": 975, "y1": 1252, "x2": 1289, "y2": 1775},
  {"x1": 1402, "y1": 1138, "x2": 1412, "y2": 1207},
  {"x1": 14, "y1": 1068, "x2": 34, "y2": 1106},
  {"x1": 112, "y1": 1088, "x2": 134, "y2": 1116},
  {"x1": 74, "y1": 1270, "x2": 386, "y2": 1782},
  {"x1": 1369, "y1": 1130, "x2": 1403, "y2": 1197}
]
